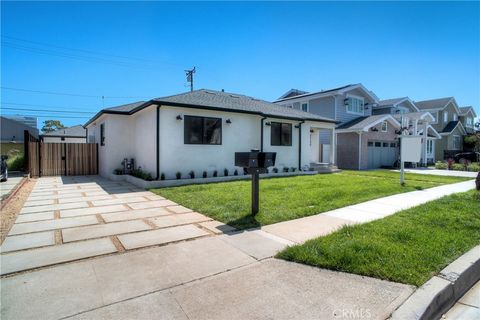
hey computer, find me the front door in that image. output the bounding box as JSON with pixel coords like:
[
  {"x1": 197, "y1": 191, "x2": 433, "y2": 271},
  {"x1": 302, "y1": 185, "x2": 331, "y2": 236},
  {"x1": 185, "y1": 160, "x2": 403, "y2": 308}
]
[
  {"x1": 426, "y1": 139, "x2": 435, "y2": 162},
  {"x1": 310, "y1": 130, "x2": 320, "y2": 163}
]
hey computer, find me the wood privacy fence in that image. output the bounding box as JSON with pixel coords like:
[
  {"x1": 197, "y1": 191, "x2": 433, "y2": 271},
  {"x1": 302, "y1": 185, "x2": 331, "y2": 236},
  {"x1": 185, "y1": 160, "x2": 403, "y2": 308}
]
[{"x1": 24, "y1": 130, "x2": 98, "y2": 177}]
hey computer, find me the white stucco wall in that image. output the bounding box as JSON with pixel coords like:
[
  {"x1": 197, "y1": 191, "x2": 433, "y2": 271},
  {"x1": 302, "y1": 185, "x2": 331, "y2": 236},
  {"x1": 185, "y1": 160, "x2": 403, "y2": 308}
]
[{"x1": 87, "y1": 104, "x2": 335, "y2": 179}]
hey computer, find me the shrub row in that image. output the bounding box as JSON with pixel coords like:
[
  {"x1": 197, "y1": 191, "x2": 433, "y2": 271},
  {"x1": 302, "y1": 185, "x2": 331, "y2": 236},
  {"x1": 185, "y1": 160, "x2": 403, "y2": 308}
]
[{"x1": 435, "y1": 161, "x2": 480, "y2": 172}]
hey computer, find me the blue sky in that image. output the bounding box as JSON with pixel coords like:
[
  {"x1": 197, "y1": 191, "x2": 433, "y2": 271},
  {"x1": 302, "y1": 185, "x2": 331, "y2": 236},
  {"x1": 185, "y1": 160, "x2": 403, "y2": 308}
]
[{"x1": 1, "y1": 1, "x2": 479, "y2": 128}]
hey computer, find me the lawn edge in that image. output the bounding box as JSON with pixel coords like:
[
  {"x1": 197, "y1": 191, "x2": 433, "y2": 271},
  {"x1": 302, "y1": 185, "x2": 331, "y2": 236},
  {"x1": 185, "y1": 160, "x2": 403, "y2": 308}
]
[{"x1": 391, "y1": 244, "x2": 480, "y2": 320}]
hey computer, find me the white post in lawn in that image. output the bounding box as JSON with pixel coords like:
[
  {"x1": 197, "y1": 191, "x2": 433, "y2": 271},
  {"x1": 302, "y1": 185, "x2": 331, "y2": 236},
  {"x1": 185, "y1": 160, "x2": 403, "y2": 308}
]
[{"x1": 400, "y1": 136, "x2": 423, "y2": 185}]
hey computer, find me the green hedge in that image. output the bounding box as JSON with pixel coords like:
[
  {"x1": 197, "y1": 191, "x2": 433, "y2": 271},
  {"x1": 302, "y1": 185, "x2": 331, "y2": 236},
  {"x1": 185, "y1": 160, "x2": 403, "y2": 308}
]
[
  {"x1": 435, "y1": 161, "x2": 480, "y2": 172},
  {"x1": 6, "y1": 155, "x2": 25, "y2": 171}
]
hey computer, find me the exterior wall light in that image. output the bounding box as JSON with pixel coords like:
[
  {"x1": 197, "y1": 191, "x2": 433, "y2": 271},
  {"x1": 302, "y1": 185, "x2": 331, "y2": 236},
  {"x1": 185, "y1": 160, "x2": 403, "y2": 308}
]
[
  {"x1": 265, "y1": 122, "x2": 271, "y2": 126},
  {"x1": 226, "y1": 119, "x2": 232, "y2": 124},
  {"x1": 344, "y1": 98, "x2": 349, "y2": 106},
  {"x1": 176, "y1": 115, "x2": 183, "y2": 120},
  {"x1": 371, "y1": 127, "x2": 379, "y2": 132}
]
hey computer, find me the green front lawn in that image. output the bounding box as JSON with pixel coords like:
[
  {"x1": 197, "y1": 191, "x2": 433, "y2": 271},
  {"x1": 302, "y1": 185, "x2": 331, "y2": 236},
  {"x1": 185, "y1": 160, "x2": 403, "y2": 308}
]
[
  {"x1": 277, "y1": 190, "x2": 480, "y2": 286},
  {"x1": 151, "y1": 170, "x2": 469, "y2": 229}
]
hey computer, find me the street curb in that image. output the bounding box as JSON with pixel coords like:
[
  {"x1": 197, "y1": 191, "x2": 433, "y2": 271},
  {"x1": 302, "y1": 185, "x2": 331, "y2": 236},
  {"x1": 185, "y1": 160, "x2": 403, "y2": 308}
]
[{"x1": 391, "y1": 245, "x2": 480, "y2": 320}]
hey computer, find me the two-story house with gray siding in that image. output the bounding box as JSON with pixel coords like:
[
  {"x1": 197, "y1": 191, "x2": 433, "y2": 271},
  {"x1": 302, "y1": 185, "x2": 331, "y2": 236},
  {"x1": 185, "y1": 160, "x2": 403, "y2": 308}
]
[
  {"x1": 274, "y1": 84, "x2": 403, "y2": 170},
  {"x1": 415, "y1": 97, "x2": 466, "y2": 161},
  {"x1": 372, "y1": 97, "x2": 440, "y2": 164},
  {"x1": 458, "y1": 106, "x2": 477, "y2": 134}
]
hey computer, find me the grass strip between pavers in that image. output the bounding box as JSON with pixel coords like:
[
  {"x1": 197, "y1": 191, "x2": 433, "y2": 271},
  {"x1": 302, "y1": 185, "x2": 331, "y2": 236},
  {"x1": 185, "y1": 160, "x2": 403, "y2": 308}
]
[
  {"x1": 277, "y1": 190, "x2": 480, "y2": 287},
  {"x1": 152, "y1": 170, "x2": 471, "y2": 230}
]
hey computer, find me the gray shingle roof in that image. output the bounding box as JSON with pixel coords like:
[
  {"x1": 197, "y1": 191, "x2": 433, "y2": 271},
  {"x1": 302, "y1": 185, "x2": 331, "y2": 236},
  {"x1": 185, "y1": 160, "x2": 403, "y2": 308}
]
[
  {"x1": 415, "y1": 97, "x2": 453, "y2": 110},
  {"x1": 336, "y1": 115, "x2": 397, "y2": 131},
  {"x1": 459, "y1": 106, "x2": 476, "y2": 116},
  {"x1": 378, "y1": 97, "x2": 408, "y2": 106},
  {"x1": 44, "y1": 125, "x2": 86, "y2": 137},
  {"x1": 275, "y1": 84, "x2": 357, "y2": 102},
  {"x1": 441, "y1": 121, "x2": 460, "y2": 133},
  {"x1": 84, "y1": 89, "x2": 337, "y2": 126},
  {"x1": 152, "y1": 89, "x2": 335, "y2": 122}
]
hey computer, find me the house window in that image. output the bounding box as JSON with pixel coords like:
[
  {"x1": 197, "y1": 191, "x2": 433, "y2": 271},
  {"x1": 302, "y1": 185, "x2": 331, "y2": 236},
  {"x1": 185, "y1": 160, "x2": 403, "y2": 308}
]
[
  {"x1": 453, "y1": 135, "x2": 461, "y2": 150},
  {"x1": 467, "y1": 117, "x2": 473, "y2": 127},
  {"x1": 301, "y1": 103, "x2": 308, "y2": 112},
  {"x1": 427, "y1": 140, "x2": 433, "y2": 154},
  {"x1": 390, "y1": 142, "x2": 397, "y2": 148},
  {"x1": 453, "y1": 114, "x2": 458, "y2": 121},
  {"x1": 100, "y1": 123, "x2": 105, "y2": 146},
  {"x1": 368, "y1": 141, "x2": 373, "y2": 147},
  {"x1": 184, "y1": 115, "x2": 222, "y2": 145},
  {"x1": 443, "y1": 111, "x2": 448, "y2": 123},
  {"x1": 346, "y1": 97, "x2": 364, "y2": 114},
  {"x1": 383, "y1": 142, "x2": 389, "y2": 147},
  {"x1": 431, "y1": 112, "x2": 438, "y2": 123},
  {"x1": 271, "y1": 122, "x2": 292, "y2": 146},
  {"x1": 374, "y1": 142, "x2": 381, "y2": 147},
  {"x1": 381, "y1": 121, "x2": 388, "y2": 132}
]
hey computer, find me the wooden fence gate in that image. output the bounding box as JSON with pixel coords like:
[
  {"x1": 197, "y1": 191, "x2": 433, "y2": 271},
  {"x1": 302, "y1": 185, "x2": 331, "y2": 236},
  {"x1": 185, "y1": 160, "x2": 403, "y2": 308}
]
[{"x1": 24, "y1": 130, "x2": 98, "y2": 177}]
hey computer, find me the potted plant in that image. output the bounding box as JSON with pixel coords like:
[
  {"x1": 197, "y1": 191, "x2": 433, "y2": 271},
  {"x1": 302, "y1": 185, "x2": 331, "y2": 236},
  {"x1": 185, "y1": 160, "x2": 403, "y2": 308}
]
[
  {"x1": 283, "y1": 167, "x2": 289, "y2": 173},
  {"x1": 273, "y1": 167, "x2": 278, "y2": 173},
  {"x1": 160, "y1": 173, "x2": 165, "y2": 180},
  {"x1": 203, "y1": 171, "x2": 207, "y2": 178},
  {"x1": 176, "y1": 171, "x2": 182, "y2": 179},
  {"x1": 189, "y1": 170, "x2": 195, "y2": 179},
  {"x1": 213, "y1": 170, "x2": 218, "y2": 177},
  {"x1": 234, "y1": 169, "x2": 238, "y2": 176},
  {"x1": 224, "y1": 168, "x2": 229, "y2": 176}
]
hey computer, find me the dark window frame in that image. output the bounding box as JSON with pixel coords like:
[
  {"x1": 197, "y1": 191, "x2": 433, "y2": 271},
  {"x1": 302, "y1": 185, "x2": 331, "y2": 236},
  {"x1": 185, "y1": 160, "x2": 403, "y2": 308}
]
[
  {"x1": 184, "y1": 115, "x2": 222, "y2": 145},
  {"x1": 270, "y1": 122, "x2": 293, "y2": 146},
  {"x1": 100, "y1": 123, "x2": 105, "y2": 146}
]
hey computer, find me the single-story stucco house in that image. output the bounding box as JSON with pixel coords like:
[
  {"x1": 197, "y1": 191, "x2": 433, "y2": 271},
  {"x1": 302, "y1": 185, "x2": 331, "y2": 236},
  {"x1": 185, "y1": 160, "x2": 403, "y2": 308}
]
[
  {"x1": 41, "y1": 125, "x2": 87, "y2": 143},
  {"x1": 84, "y1": 89, "x2": 337, "y2": 179}
]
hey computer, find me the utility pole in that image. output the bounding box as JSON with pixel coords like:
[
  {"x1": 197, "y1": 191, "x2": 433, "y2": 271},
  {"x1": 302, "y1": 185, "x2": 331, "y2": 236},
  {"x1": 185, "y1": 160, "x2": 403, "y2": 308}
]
[{"x1": 185, "y1": 67, "x2": 196, "y2": 92}]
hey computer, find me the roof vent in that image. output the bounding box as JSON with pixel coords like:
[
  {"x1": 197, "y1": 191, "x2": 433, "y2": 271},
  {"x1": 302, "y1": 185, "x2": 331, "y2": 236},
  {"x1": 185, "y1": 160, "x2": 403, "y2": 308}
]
[
  {"x1": 204, "y1": 91, "x2": 215, "y2": 95},
  {"x1": 230, "y1": 94, "x2": 239, "y2": 98}
]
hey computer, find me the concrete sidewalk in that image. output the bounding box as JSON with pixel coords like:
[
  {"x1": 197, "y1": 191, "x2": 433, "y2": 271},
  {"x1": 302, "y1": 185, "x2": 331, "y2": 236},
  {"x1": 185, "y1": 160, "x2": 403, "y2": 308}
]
[
  {"x1": 262, "y1": 179, "x2": 476, "y2": 243},
  {"x1": 393, "y1": 168, "x2": 478, "y2": 178}
]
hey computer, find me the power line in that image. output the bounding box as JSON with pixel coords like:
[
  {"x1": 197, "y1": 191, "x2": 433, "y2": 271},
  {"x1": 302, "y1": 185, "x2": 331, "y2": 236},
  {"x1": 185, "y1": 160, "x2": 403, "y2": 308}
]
[
  {"x1": 2, "y1": 102, "x2": 97, "y2": 111},
  {"x1": 1, "y1": 86, "x2": 150, "y2": 99},
  {"x1": 1, "y1": 107, "x2": 95, "y2": 114},
  {"x1": 2, "y1": 35, "x2": 183, "y2": 66},
  {"x1": 2, "y1": 41, "x2": 155, "y2": 70},
  {"x1": 2, "y1": 113, "x2": 91, "y2": 119}
]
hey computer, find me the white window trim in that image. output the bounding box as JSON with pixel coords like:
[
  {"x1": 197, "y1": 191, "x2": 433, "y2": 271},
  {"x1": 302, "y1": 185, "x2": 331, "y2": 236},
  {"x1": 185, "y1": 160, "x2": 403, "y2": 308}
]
[
  {"x1": 345, "y1": 94, "x2": 365, "y2": 115},
  {"x1": 466, "y1": 117, "x2": 473, "y2": 127},
  {"x1": 453, "y1": 135, "x2": 461, "y2": 150},
  {"x1": 453, "y1": 113, "x2": 458, "y2": 121},
  {"x1": 381, "y1": 121, "x2": 388, "y2": 132},
  {"x1": 443, "y1": 111, "x2": 448, "y2": 123},
  {"x1": 301, "y1": 102, "x2": 309, "y2": 112}
]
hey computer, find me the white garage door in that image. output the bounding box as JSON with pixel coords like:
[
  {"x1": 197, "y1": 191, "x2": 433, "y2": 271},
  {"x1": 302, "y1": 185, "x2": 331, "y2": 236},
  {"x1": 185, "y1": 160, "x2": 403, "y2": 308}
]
[{"x1": 367, "y1": 141, "x2": 397, "y2": 169}]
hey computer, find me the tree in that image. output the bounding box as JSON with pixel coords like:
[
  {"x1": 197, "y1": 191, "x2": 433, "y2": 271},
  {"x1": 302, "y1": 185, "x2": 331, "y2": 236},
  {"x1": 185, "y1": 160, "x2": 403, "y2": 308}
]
[{"x1": 41, "y1": 120, "x2": 65, "y2": 133}]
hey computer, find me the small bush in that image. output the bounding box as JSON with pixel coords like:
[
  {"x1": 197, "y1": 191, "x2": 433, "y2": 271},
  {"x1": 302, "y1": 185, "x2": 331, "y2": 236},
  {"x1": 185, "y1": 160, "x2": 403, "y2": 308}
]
[
  {"x1": 234, "y1": 169, "x2": 238, "y2": 176},
  {"x1": 176, "y1": 171, "x2": 182, "y2": 179},
  {"x1": 6, "y1": 155, "x2": 25, "y2": 171},
  {"x1": 435, "y1": 161, "x2": 448, "y2": 170},
  {"x1": 203, "y1": 171, "x2": 207, "y2": 178},
  {"x1": 283, "y1": 167, "x2": 289, "y2": 173},
  {"x1": 113, "y1": 168, "x2": 123, "y2": 175},
  {"x1": 189, "y1": 170, "x2": 195, "y2": 179},
  {"x1": 160, "y1": 173, "x2": 165, "y2": 180},
  {"x1": 224, "y1": 168, "x2": 229, "y2": 177},
  {"x1": 291, "y1": 167, "x2": 296, "y2": 172},
  {"x1": 468, "y1": 163, "x2": 480, "y2": 172},
  {"x1": 213, "y1": 170, "x2": 218, "y2": 177},
  {"x1": 130, "y1": 168, "x2": 153, "y2": 181},
  {"x1": 451, "y1": 163, "x2": 465, "y2": 171},
  {"x1": 273, "y1": 167, "x2": 278, "y2": 173}
]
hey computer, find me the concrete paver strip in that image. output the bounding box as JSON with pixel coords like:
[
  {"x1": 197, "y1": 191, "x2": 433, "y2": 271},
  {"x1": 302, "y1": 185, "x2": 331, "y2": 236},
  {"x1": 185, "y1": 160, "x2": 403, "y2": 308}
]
[
  {"x1": 60, "y1": 204, "x2": 128, "y2": 218},
  {"x1": 128, "y1": 199, "x2": 177, "y2": 210},
  {"x1": 0, "y1": 237, "x2": 257, "y2": 319},
  {"x1": 90, "y1": 196, "x2": 150, "y2": 207},
  {"x1": 118, "y1": 224, "x2": 210, "y2": 250},
  {"x1": 170, "y1": 259, "x2": 414, "y2": 320},
  {"x1": 27, "y1": 192, "x2": 85, "y2": 201},
  {"x1": 22, "y1": 199, "x2": 56, "y2": 207},
  {"x1": 101, "y1": 207, "x2": 172, "y2": 223},
  {"x1": 20, "y1": 201, "x2": 89, "y2": 214},
  {"x1": 165, "y1": 205, "x2": 192, "y2": 214},
  {"x1": 0, "y1": 237, "x2": 117, "y2": 275},
  {"x1": 62, "y1": 220, "x2": 152, "y2": 242},
  {"x1": 1, "y1": 231, "x2": 55, "y2": 253},
  {"x1": 0, "y1": 176, "x2": 24, "y2": 200},
  {"x1": 9, "y1": 215, "x2": 99, "y2": 235},
  {"x1": 15, "y1": 211, "x2": 55, "y2": 223},
  {"x1": 57, "y1": 194, "x2": 114, "y2": 204},
  {"x1": 149, "y1": 212, "x2": 211, "y2": 228}
]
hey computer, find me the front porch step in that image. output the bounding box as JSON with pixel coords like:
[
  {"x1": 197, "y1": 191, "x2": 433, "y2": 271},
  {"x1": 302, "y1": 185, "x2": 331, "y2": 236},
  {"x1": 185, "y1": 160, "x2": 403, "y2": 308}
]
[{"x1": 309, "y1": 162, "x2": 341, "y2": 174}]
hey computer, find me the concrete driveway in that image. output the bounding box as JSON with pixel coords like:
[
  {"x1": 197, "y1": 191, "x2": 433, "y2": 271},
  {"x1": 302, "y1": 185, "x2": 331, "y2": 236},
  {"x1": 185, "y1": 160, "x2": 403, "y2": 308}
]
[
  {"x1": 1, "y1": 175, "x2": 414, "y2": 320},
  {"x1": 0, "y1": 173, "x2": 25, "y2": 201}
]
